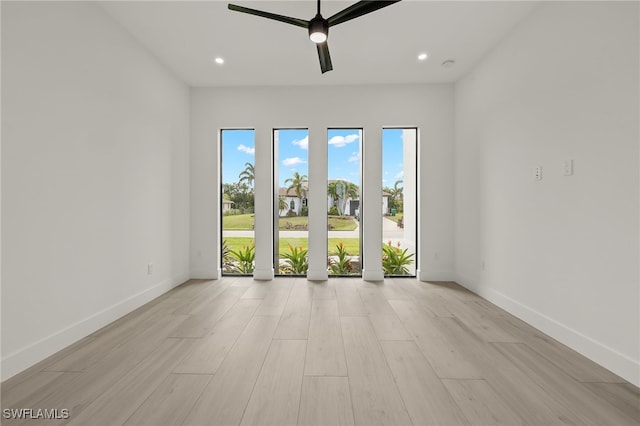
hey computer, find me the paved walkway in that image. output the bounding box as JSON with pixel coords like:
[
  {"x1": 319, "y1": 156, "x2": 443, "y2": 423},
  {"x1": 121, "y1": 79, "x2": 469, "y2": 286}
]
[{"x1": 223, "y1": 218, "x2": 405, "y2": 240}]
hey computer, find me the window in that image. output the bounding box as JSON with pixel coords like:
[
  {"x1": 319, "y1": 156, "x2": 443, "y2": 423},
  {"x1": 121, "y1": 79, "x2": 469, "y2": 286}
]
[
  {"x1": 274, "y1": 129, "x2": 309, "y2": 276},
  {"x1": 382, "y1": 128, "x2": 417, "y2": 276},
  {"x1": 327, "y1": 129, "x2": 362, "y2": 276},
  {"x1": 220, "y1": 129, "x2": 256, "y2": 275}
]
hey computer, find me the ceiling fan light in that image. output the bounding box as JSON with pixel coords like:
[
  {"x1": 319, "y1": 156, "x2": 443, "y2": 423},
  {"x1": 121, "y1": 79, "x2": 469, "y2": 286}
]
[
  {"x1": 310, "y1": 31, "x2": 327, "y2": 43},
  {"x1": 308, "y1": 15, "x2": 328, "y2": 44}
]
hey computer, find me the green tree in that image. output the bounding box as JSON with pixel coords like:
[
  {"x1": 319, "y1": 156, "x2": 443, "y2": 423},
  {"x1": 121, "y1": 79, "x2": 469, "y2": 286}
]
[
  {"x1": 284, "y1": 172, "x2": 308, "y2": 211},
  {"x1": 345, "y1": 181, "x2": 358, "y2": 199},
  {"x1": 222, "y1": 181, "x2": 254, "y2": 212},
  {"x1": 327, "y1": 181, "x2": 339, "y2": 211},
  {"x1": 392, "y1": 179, "x2": 403, "y2": 211},
  {"x1": 278, "y1": 196, "x2": 288, "y2": 214},
  {"x1": 384, "y1": 179, "x2": 403, "y2": 214},
  {"x1": 329, "y1": 180, "x2": 358, "y2": 216},
  {"x1": 238, "y1": 162, "x2": 255, "y2": 187}
]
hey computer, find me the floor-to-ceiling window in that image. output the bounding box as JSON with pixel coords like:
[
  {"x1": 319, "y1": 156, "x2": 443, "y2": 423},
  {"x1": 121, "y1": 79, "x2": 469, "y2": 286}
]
[
  {"x1": 221, "y1": 129, "x2": 256, "y2": 275},
  {"x1": 327, "y1": 129, "x2": 362, "y2": 276},
  {"x1": 382, "y1": 128, "x2": 417, "y2": 276},
  {"x1": 274, "y1": 129, "x2": 309, "y2": 276}
]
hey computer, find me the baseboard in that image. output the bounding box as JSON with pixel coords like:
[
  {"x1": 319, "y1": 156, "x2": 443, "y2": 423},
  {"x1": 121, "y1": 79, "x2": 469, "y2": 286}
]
[
  {"x1": 454, "y1": 271, "x2": 478, "y2": 290},
  {"x1": 253, "y1": 268, "x2": 274, "y2": 281},
  {"x1": 417, "y1": 269, "x2": 455, "y2": 282},
  {"x1": 307, "y1": 268, "x2": 328, "y2": 281},
  {"x1": 455, "y1": 275, "x2": 640, "y2": 387},
  {"x1": 1, "y1": 273, "x2": 189, "y2": 382},
  {"x1": 362, "y1": 269, "x2": 384, "y2": 282}
]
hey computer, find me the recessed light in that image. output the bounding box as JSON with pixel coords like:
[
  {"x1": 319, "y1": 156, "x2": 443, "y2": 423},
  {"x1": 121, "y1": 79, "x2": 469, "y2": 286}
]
[
  {"x1": 418, "y1": 53, "x2": 428, "y2": 61},
  {"x1": 441, "y1": 59, "x2": 455, "y2": 68},
  {"x1": 214, "y1": 57, "x2": 225, "y2": 65}
]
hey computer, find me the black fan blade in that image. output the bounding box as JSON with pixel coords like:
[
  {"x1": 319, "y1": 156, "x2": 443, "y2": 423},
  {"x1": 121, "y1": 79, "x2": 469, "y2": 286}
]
[
  {"x1": 228, "y1": 4, "x2": 308, "y2": 28},
  {"x1": 327, "y1": 1, "x2": 401, "y2": 27},
  {"x1": 316, "y1": 41, "x2": 333, "y2": 73}
]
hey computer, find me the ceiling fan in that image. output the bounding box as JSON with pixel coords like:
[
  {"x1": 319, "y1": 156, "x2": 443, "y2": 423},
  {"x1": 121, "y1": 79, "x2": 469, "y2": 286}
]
[{"x1": 228, "y1": 0, "x2": 402, "y2": 74}]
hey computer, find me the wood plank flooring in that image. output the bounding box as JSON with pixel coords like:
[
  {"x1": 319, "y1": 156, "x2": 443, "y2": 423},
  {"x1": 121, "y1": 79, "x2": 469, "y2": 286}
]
[{"x1": 2, "y1": 278, "x2": 638, "y2": 426}]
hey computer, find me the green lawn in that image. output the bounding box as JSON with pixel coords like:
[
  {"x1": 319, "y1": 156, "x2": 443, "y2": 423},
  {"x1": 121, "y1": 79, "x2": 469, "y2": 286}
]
[
  {"x1": 222, "y1": 214, "x2": 254, "y2": 230},
  {"x1": 223, "y1": 214, "x2": 358, "y2": 231},
  {"x1": 327, "y1": 238, "x2": 360, "y2": 255},
  {"x1": 385, "y1": 212, "x2": 404, "y2": 225},
  {"x1": 223, "y1": 237, "x2": 255, "y2": 253},
  {"x1": 223, "y1": 237, "x2": 360, "y2": 256},
  {"x1": 278, "y1": 216, "x2": 308, "y2": 230},
  {"x1": 327, "y1": 216, "x2": 358, "y2": 231}
]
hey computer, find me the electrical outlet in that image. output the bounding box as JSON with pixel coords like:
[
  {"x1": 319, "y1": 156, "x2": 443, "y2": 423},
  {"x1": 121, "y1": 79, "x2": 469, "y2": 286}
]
[
  {"x1": 534, "y1": 166, "x2": 542, "y2": 181},
  {"x1": 563, "y1": 159, "x2": 573, "y2": 176}
]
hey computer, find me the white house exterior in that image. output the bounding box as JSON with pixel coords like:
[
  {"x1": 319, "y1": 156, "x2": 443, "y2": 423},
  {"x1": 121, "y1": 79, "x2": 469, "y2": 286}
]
[
  {"x1": 278, "y1": 187, "x2": 305, "y2": 216},
  {"x1": 382, "y1": 192, "x2": 390, "y2": 215},
  {"x1": 280, "y1": 184, "x2": 388, "y2": 219},
  {"x1": 222, "y1": 199, "x2": 234, "y2": 213}
]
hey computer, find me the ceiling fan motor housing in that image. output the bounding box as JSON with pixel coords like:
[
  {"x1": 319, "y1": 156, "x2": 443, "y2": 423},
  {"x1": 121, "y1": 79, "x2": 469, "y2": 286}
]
[{"x1": 308, "y1": 14, "x2": 329, "y2": 42}]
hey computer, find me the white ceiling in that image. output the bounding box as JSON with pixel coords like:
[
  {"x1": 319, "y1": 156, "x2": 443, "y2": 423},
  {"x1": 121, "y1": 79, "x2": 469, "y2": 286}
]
[{"x1": 100, "y1": 1, "x2": 539, "y2": 87}]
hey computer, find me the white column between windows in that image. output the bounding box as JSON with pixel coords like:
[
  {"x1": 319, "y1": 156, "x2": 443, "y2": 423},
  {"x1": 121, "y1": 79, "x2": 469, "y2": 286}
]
[{"x1": 307, "y1": 126, "x2": 328, "y2": 281}]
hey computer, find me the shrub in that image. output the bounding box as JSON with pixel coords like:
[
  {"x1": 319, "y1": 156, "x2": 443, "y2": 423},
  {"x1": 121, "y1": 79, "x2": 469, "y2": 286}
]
[
  {"x1": 286, "y1": 209, "x2": 297, "y2": 217},
  {"x1": 328, "y1": 206, "x2": 339, "y2": 216},
  {"x1": 280, "y1": 245, "x2": 309, "y2": 275},
  {"x1": 229, "y1": 243, "x2": 255, "y2": 274},
  {"x1": 382, "y1": 241, "x2": 414, "y2": 275},
  {"x1": 300, "y1": 205, "x2": 309, "y2": 216},
  {"x1": 329, "y1": 241, "x2": 352, "y2": 275},
  {"x1": 221, "y1": 240, "x2": 235, "y2": 273}
]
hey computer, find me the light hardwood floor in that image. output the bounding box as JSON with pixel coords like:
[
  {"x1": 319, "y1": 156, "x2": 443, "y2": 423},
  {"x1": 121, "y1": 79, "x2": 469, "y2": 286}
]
[{"x1": 2, "y1": 277, "x2": 639, "y2": 426}]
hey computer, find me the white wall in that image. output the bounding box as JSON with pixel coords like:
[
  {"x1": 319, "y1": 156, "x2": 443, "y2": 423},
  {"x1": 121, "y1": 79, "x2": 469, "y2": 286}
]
[
  {"x1": 190, "y1": 85, "x2": 454, "y2": 281},
  {"x1": 454, "y1": 1, "x2": 639, "y2": 385},
  {"x1": 1, "y1": 2, "x2": 190, "y2": 380}
]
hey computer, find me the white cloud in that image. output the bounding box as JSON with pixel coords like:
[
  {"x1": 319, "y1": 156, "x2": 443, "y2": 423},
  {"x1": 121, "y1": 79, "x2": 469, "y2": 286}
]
[
  {"x1": 328, "y1": 133, "x2": 359, "y2": 148},
  {"x1": 237, "y1": 144, "x2": 255, "y2": 155},
  {"x1": 283, "y1": 157, "x2": 306, "y2": 167},
  {"x1": 292, "y1": 136, "x2": 308, "y2": 150},
  {"x1": 348, "y1": 152, "x2": 360, "y2": 162},
  {"x1": 395, "y1": 170, "x2": 404, "y2": 179}
]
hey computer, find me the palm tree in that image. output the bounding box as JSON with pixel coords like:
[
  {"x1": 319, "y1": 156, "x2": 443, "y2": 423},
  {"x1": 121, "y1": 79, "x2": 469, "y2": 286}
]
[
  {"x1": 238, "y1": 162, "x2": 255, "y2": 187},
  {"x1": 345, "y1": 181, "x2": 359, "y2": 200},
  {"x1": 393, "y1": 179, "x2": 403, "y2": 200},
  {"x1": 284, "y1": 172, "x2": 308, "y2": 200},
  {"x1": 391, "y1": 179, "x2": 403, "y2": 212},
  {"x1": 284, "y1": 172, "x2": 308, "y2": 215},
  {"x1": 278, "y1": 196, "x2": 288, "y2": 215},
  {"x1": 327, "y1": 181, "x2": 339, "y2": 209},
  {"x1": 341, "y1": 181, "x2": 359, "y2": 216},
  {"x1": 328, "y1": 180, "x2": 359, "y2": 215}
]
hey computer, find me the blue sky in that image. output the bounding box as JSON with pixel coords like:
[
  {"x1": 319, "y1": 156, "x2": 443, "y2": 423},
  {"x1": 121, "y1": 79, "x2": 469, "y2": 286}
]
[
  {"x1": 221, "y1": 129, "x2": 256, "y2": 186},
  {"x1": 221, "y1": 128, "x2": 406, "y2": 189},
  {"x1": 381, "y1": 128, "x2": 405, "y2": 189},
  {"x1": 277, "y1": 129, "x2": 310, "y2": 187}
]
